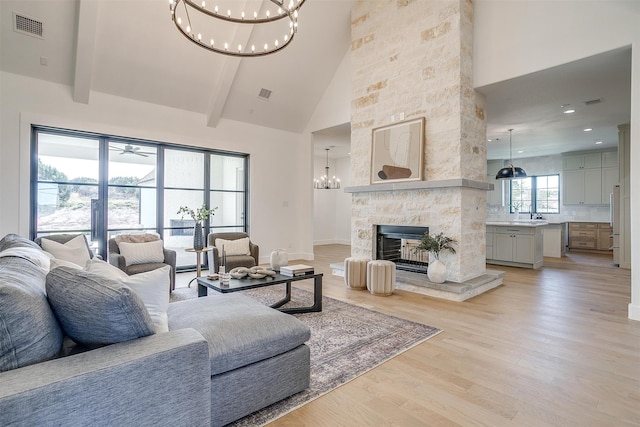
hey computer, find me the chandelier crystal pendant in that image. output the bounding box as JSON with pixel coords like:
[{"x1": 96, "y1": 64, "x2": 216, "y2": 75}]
[
  {"x1": 314, "y1": 148, "x2": 341, "y2": 190},
  {"x1": 169, "y1": 0, "x2": 306, "y2": 57},
  {"x1": 495, "y1": 129, "x2": 527, "y2": 180}
]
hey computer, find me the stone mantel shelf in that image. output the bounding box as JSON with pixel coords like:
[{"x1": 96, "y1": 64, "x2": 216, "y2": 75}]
[{"x1": 344, "y1": 179, "x2": 493, "y2": 194}]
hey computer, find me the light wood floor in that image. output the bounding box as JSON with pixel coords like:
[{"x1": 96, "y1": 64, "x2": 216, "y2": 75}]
[{"x1": 265, "y1": 245, "x2": 639, "y2": 426}]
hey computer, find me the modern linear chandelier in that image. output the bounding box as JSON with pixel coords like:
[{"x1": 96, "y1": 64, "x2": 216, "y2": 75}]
[
  {"x1": 314, "y1": 148, "x2": 341, "y2": 190},
  {"x1": 169, "y1": 0, "x2": 306, "y2": 57}
]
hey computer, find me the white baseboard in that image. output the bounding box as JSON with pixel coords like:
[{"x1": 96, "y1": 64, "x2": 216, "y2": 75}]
[
  {"x1": 313, "y1": 239, "x2": 350, "y2": 246},
  {"x1": 629, "y1": 303, "x2": 640, "y2": 321}
]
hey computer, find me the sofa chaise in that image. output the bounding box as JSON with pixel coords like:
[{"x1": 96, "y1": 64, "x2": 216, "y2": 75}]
[{"x1": 0, "y1": 233, "x2": 310, "y2": 426}]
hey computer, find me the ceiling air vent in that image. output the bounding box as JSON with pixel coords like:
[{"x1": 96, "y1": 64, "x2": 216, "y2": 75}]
[
  {"x1": 13, "y1": 12, "x2": 43, "y2": 39},
  {"x1": 584, "y1": 98, "x2": 604, "y2": 106},
  {"x1": 257, "y1": 88, "x2": 272, "y2": 101}
]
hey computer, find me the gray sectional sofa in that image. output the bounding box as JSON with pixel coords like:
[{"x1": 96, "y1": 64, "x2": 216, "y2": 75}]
[{"x1": 0, "y1": 233, "x2": 310, "y2": 426}]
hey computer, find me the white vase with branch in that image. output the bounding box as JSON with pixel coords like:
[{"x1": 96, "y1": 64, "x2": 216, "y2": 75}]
[
  {"x1": 414, "y1": 232, "x2": 457, "y2": 283},
  {"x1": 177, "y1": 204, "x2": 217, "y2": 250}
]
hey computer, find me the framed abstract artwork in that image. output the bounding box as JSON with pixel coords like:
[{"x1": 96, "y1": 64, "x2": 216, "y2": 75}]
[{"x1": 370, "y1": 117, "x2": 425, "y2": 184}]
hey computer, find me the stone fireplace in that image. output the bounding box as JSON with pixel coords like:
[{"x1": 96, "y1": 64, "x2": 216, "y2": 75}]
[
  {"x1": 375, "y1": 225, "x2": 429, "y2": 274},
  {"x1": 346, "y1": 0, "x2": 492, "y2": 285}
]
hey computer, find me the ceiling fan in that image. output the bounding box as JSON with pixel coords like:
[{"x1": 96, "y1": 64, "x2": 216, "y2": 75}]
[{"x1": 109, "y1": 144, "x2": 154, "y2": 157}]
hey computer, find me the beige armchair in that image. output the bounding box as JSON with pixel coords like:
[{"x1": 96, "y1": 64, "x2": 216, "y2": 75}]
[
  {"x1": 208, "y1": 232, "x2": 259, "y2": 272},
  {"x1": 108, "y1": 233, "x2": 177, "y2": 292}
]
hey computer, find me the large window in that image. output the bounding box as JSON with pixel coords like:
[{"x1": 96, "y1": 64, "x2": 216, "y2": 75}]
[
  {"x1": 32, "y1": 127, "x2": 249, "y2": 270},
  {"x1": 510, "y1": 174, "x2": 559, "y2": 214}
]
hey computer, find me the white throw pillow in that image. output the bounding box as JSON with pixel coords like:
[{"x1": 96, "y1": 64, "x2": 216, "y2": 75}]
[
  {"x1": 215, "y1": 237, "x2": 250, "y2": 256},
  {"x1": 85, "y1": 258, "x2": 129, "y2": 279},
  {"x1": 86, "y1": 262, "x2": 170, "y2": 333},
  {"x1": 120, "y1": 267, "x2": 170, "y2": 333},
  {"x1": 40, "y1": 235, "x2": 91, "y2": 266},
  {"x1": 118, "y1": 240, "x2": 165, "y2": 266},
  {"x1": 50, "y1": 257, "x2": 83, "y2": 270}
]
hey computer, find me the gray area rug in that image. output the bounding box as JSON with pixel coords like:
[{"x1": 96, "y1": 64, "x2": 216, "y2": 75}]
[{"x1": 171, "y1": 284, "x2": 442, "y2": 426}]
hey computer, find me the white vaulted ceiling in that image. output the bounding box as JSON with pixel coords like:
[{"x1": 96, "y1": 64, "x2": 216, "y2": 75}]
[
  {"x1": 1, "y1": 0, "x2": 354, "y2": 133},
  {"x1": 0, "y1": 1, "x2": 633, "y2": 161}
]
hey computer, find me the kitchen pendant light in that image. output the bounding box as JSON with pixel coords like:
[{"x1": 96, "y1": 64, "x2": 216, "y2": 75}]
[{"x1": 495, "y1": 129, "x2": 527, "y2": 180}]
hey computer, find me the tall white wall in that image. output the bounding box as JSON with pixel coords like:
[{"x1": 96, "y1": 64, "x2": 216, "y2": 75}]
[
  {"x1": 306, "y1": 48, "x2": 353, "y2": 250},
  {"x1": 474, "y1": 0, "x2": 640, "y2": 320},
  {"x1": 305, "y1": 48, "x2": 352, "y2": 134},
  {"x1": 0, "y1": 71, "x2": 312, "y2": 263}
]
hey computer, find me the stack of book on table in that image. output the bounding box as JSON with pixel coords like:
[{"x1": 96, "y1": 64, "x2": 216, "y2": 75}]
[{"x1": 280, "y1": 264, "x2": 314, "y2": 277}]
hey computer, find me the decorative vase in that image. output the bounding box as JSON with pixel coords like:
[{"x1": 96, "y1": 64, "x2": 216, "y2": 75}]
[
  {"x1": 193, "y1": 221, "x2": 204, "y2": 250},
  {"x1": 427, "y1": 259, "x2": 447, "y2": 283},
  {"x1": 270, "y1": 249, "x2": 288, "y2": 271}
]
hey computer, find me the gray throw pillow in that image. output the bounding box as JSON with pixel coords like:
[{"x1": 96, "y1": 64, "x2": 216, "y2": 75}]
[
  {"x1": 0, "y1": 255, "x2": 64, "y2": 372},
  {"x1": 0, "y1": 233, "x2": 41, "y2": 252},
  {"x1": 46, "y1": 267, "x2": 155, "y2": 346}
]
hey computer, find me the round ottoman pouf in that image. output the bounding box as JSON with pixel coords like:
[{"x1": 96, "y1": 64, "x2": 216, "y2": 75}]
[
  {"x1": 344, "y1": 257, "x2": 369, "y2": 290},
  {"x1": 366, "y1": 260, "x2": 396, "y2": 296}
]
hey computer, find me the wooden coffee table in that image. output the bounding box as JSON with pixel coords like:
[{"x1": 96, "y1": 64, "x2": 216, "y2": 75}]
[{"x1": 196, "y1": 272, "x2": 323, "y2": 314}]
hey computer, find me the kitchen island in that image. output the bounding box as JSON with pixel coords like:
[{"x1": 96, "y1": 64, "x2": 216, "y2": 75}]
[{"x1": 486, "y1": 221, "x2": 547, "y2": 269}]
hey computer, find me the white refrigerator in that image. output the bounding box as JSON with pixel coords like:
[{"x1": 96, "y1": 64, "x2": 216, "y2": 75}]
[{"x1": 610, "y1": 185, "x2": 620, "y2": 266}]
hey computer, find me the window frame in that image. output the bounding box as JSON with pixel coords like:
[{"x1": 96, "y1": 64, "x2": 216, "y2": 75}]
[
  {"x1": 509, "y1": 174, "x2": 560, "y2": 214},
  {"x1": 31, "y1": 125, "x2": 249, "y2": 269}
]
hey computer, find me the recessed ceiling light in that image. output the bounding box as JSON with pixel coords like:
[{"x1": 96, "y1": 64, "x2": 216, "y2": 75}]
[
  {"x1": 584, "y1": 128, "x2": 593, "y2": 132},
  {"x1": 595, "y1": 140, "x2": 603, "y2": 145},
  {"x1": 487, "y1": 139, "x2": 492, "y2": 142},
  {"x1": 564, "y1": 109, "x2": 576, "y2": 114},
  {"x1": 517, "y1": 150, "x2": 524, "y2": 154}
]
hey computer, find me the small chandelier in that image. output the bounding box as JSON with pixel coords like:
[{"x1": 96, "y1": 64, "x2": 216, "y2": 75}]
[
  {"x1": 169, "y1": 0, "x2": 306, "y2": 58},
  {"x1": 314, "y1": 148, "x2": 341, "y2": 190},
  {"x1": 495, "y1": 129, "x2": 527, "y2": 180}
]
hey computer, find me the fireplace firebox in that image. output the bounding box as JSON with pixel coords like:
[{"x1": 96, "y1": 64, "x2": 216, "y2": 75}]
[{"x1": 375, "y1": 225, "x2": 429, "y2": 274}]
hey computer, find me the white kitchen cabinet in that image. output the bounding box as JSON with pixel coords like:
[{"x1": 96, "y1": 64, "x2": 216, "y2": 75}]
[
  {"x1": 563, "y1": 168, "x2": 602, "y2": 205},
  {"x1": 487, "y1": 225, "x2": 544, "y2": 269},
  {"x1": 494, "y1": 233, "x2": 514, "y2": 262},
  {"x1": 563, "y1": 150, "x2": 618, "y2": 206},
  {"x1": 563, "y1": 152, "x2": 602, "y2": 170},
  {"x1": 486, "y1": 226, "x2": 494, "y2": 259},
  {"x1": 494, "y1": 232, "x2": 534, "y2": 263}
]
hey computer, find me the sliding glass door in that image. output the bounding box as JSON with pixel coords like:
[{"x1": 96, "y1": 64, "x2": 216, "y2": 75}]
[
  {"x1": 33, "y1": 131, "x2": 101, "y2": 254},
  {"x1": 31, "y1": 126, "x2": 248, "y2": 270}
]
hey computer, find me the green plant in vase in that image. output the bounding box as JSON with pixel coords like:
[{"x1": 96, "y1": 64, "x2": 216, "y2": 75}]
[{"x1": 414, "y1": 232, "x2": 457, "y2": 283}]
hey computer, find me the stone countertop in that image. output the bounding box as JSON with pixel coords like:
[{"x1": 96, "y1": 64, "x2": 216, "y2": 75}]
[
  {"x1": 487, "y1": 218, "x2": 609, "y2": 225},
  {"x1": 487, "y1": 221, "x2": 549, "y2": 228}
]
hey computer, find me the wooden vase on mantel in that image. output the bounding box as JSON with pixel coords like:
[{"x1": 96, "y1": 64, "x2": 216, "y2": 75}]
[{"x1": 193, "y1": 222, "x2": 204, "y2": 250}]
